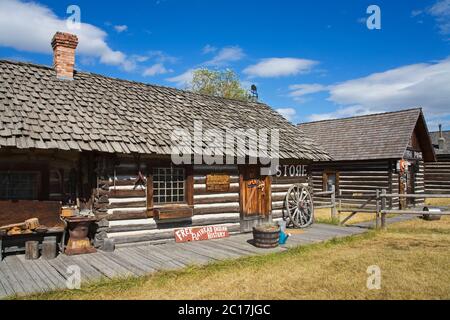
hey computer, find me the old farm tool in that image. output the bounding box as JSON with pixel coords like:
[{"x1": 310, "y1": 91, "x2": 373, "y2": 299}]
[{"x1": 284, "y1": 184, "x2": 314, "y2": 228}]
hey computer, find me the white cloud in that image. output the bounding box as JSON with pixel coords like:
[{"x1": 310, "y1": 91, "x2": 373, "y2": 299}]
[
  {"x1": 428, "y1": 0, "x2": 450, "y2": 35},
  {"x1": 0, "y1": 0, "x2": 130, "y2": 69},
  {"x1": 411, "y1": 10, "x2": 423, "y2": 17},
  {"x1": 142, "y1": 63, "x2": 171, "y2": 77},
  {"x1": 147, "y1": 50, "x2": 178, "y2": 64},
  {"x1": 300, "y1": 57, "x2": 450, "y2": 121},
  {"x1": 114, "y1": 25, "x2": 128, "y2": 33},
  {"x1": 243, "y1": 58, "x2": 318, "y2": 78},
  {"x1": 166, "y1": 69, "x2": 195, "y2": 87},
  {"x1": 289, "y1": 84, "x2": 327, "y2": 98},
  {"x1": 307, "y1": 105, "x2": 382, "y2": 122},
  {"x1": 202, "y1": 44, "x2": 217, "y2": 54},
  {"x1": 204, "y1": 46, "x2": 245, "y2": 66},
  {"x1": 356, "y1": 17, "x2": 367, "y2": 24},
  {"x1": 275, "y1": 108, "x2": 297, "y2": 122}
]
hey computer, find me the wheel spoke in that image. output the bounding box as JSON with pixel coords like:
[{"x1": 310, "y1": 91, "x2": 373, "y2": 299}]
[{"x1": 285, "y1": 183, "x2": 314, "y2": 228}]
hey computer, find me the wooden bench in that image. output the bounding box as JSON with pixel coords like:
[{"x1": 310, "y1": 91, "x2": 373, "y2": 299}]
[{"x1": 0, "y1": 228, "x2": 63, "y2": 260}]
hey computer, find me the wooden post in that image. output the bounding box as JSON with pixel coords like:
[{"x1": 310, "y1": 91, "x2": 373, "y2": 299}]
[
  {"x1": 331, "y1": 185, "x2": 337, "y2": 220},
  {"x1": 339, "y1": 189, "x2": 342, "y2": 212},
  {"x1": 381, "y1": 189, "x2": 387, "y2": 230},
  {"x1": 25, "y1": 241, "x2": 39, "y2": 260},
  {"x1": 42, "y1": 240, "x2": 57, "y2": 260},
  {"x1": 375, "y1": 189, "x2": 380, "y2": 229}
]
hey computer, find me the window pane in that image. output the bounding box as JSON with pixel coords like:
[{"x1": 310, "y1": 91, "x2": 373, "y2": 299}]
[
  {"x1": 327, "y1": 174, "x2": 336, "y2": 192},
  {"x1": 0, "y1": 172, "x2": 38, "y2": 200},
  {"x1": 152, "y1": 167, "x2": 186, "y2": 204}
]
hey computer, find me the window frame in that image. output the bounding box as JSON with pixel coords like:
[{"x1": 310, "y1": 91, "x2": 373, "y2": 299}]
[
  {"x1": 146, "y1": 164, "x2": 194, "y2": 215},
  {"x1": 322, "y1": 170, "x2": 339, "y2": 192},
  {"x1": 152, "y1": 167, "x2": 186, "y2": 205}
]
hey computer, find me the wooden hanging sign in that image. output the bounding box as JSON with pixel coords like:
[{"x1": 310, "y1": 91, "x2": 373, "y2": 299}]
[
  {"x1": 206, "y1": 174, "x2": 230, "y2": 192},
  {"x1": 174, "y1": 225, "x2": 230, "y2": 243}
]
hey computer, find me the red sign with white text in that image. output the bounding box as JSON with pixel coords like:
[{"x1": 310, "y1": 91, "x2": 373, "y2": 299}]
[{"x1": 174, "y1": 226, "x2": 230, "y2": 243}]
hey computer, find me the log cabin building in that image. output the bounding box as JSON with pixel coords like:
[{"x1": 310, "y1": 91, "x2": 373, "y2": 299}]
[
  {"x1": 298, "y1": 109, "x2": 436, "y2": 209},
  {"x1": 425, "y1": 126, "x2": 450, "y2": 194},
  {"x1": 0, "y1": 32, "x2": 329, "y2": 247}
]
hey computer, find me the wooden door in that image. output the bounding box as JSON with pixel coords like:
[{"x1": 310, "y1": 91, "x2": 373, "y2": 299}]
[{"x1": 240, "y1": 167, "x2": 271, "y2": 218}]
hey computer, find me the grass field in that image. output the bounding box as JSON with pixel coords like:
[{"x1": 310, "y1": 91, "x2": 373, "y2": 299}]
[
  {"x1": 19, "y1": 216, "x2": 450, "y2": 300},
  {"x1": 425, "y1": 198, "x2": 450, "y2": 206},
  {"x1": 314, "y1": 208, "x2": 381, "y2": 225}
]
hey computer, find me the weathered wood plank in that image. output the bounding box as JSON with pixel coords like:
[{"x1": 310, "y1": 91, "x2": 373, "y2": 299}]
[
  {"x1": 13, "y1": 256, "x2": 52, "y2": 293},
  {"x1": 102, "y1": 251, "x2": 148, "y2": 276},
  {"x1": 3, "y1": 256, "x2": 41, "y2": 294},
  {"x1": 133, "y1": 246, "x2": 183, "y2": 270}
]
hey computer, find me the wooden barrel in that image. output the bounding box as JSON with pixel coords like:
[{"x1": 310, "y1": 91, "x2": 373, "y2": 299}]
[{"x1": 252, "y1": 225, "x2": 280, "y2": 248}]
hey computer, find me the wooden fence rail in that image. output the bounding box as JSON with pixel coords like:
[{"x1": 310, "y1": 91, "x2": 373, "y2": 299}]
[
  {"x1": 377, "y1": 189, "x2": 449, "y2": 229},
  {"x1": 314, "y1": 186, "x2": 337, "y2": 218},
  {"x1": 317, "y1": 187, "x2": 450, "y2": 228}
]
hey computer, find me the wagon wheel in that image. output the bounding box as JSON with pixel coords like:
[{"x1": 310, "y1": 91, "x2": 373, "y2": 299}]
[{"x1": 284, "y1": 184, "x2": 314, "y2": 228}]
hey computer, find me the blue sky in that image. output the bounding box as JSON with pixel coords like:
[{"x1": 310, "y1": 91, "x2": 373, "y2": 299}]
[{"x1": 0, "y1": 0, "x2": 449, "y2": 130}]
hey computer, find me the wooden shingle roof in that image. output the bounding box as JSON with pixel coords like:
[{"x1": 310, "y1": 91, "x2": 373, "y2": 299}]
[
  {"x1": 298, "y1": 108, "x2": 436, "y2": 162},
  {"x1": 0, "y1": 60, "x2": 329, "y2": 161},
  {"x1": 430, "y1": 130, "x2": 450, "y2": 155}
]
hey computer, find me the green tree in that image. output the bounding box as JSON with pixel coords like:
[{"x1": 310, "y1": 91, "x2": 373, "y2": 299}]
[{"x1": 189, "y1": 69, "x2": 251, "y2": 102}]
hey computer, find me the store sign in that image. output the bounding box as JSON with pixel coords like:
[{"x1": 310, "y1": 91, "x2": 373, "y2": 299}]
[
  {"x1": 206, "y1": 174, "x2": 230, "y2": 192},
  {"x1": 275, "y1": 165, "x2": 307, "y2": 177},
  {"x1": 174, "y1": 226, "x2": 230, "y2": 243}
]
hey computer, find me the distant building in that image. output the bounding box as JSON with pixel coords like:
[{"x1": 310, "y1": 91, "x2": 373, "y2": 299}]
[
  {"x1": 298, "y1": 109, "x2": 436, "y2": 209},
  {"x1": 425, "y1": 125, "x2": 450, "y2": 194}
]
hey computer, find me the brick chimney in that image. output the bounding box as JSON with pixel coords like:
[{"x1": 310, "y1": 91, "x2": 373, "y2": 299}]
[
  {"x1": 51, "y1": 32, "x2": 78, "y2": 80},
  {"x1": 438, "y1": 124, "x2": 445, "y2": 150}
]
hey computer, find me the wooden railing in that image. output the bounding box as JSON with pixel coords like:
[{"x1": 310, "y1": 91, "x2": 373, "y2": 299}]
[
  {"x1": 314, "y1": 185, "x2": 450, "y2": 228},
  {"x1": 338, "y1": 190, "x2": 378, "y2": 226},
  {"x1": 378, "y1": 191, "x2": 450, "y2": 229},
  {"x1": 314, "y1": 185, "x2": 337, "y2": 219}
]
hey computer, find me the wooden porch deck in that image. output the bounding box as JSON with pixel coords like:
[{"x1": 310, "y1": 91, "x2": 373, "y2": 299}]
[{"x1": 0, "y1": 217, "x2": 414, "y2": 299}]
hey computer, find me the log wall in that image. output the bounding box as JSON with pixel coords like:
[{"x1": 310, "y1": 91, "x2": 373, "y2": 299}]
[
  {"x1": 193, "y1": 165, "x2": 240, "y2": 218},
  {"x1": 415, "y1": 160, "x2": 425, "y2": 204},
  {"x1": 425, "y1": 155, "x2": 450, "y2": 194},
  {"x1": 94, "y1": 156, "x2": 147, "y2": 219},
  {"x1": 310, "y1": 160, "x2": 398, "y2": 209}
]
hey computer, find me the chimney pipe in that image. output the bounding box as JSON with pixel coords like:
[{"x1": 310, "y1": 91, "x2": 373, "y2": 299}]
[
  {"x1": 51, "y1": 32, "x2": 78, "y2": 80},
  {"x1": 438, "y1": 124, "x2": 445, "y2": 150}
]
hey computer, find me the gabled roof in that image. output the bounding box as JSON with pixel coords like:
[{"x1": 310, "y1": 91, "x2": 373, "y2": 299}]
[
  {"x1": 0, "y1": 60, "x2": 329, "y2": 161},
  {"x1": 430, "y1": 130, "x2": 450, "y2": 155},
  {"x1": 298, "y1": 108, "x2": 436, "y2": 162}
]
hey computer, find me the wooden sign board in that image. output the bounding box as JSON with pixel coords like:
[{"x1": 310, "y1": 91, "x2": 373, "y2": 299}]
[
  {"x1": 174, "y1": 226, "x2": 230, "y2": 243},
  {"x1": 206, "y1": 174, "x2": 230, "y2": 192}
]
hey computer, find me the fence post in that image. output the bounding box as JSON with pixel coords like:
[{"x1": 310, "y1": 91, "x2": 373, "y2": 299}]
[
  {"x1": 331, "y1": 185, "x2": 337, "y2": 220},
  {"x1": 381, "y1": 189, "x2": 387, "y2": 230},
  {"x1": 376, "y1": 189, "x2": 380, "y2": 229}
]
